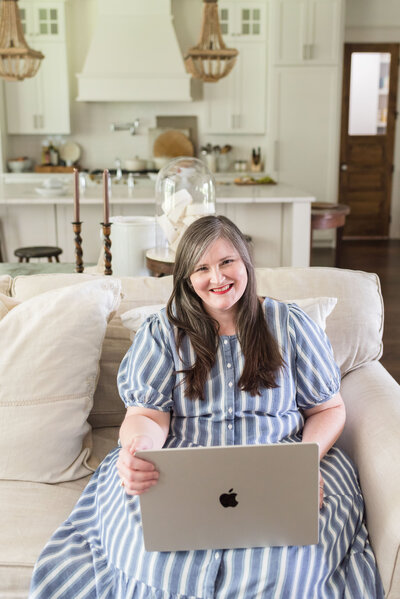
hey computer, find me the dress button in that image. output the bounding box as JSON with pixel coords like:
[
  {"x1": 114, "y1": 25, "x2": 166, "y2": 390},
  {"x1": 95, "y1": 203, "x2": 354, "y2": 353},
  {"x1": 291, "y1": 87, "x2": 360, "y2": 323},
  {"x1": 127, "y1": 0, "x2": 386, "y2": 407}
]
[
  {"x1": 228, "y1": 381, "x2": 233, "y2": 388},
  {"x1": 228, "y1": 407, "x2": 233, "y2": 414},
  {"x1": 228, "y1": 424, "x2": 233, "y2": 430},
  {"x1": 215, "y1": 553, "x2": 220, "y2": 560},
  {"x1": 227, "y1": 363, "x2": 232, "y2": 368},
  {"x1": 224, "y1": 340, "x2": 228, "y2": 345}
]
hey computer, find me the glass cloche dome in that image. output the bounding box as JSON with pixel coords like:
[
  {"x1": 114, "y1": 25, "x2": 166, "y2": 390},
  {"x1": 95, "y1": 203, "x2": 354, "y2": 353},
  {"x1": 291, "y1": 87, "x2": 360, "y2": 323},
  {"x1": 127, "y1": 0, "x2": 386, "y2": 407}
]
[{"x1": 152, "y1": 156, "x2": 216, "y2": 263}]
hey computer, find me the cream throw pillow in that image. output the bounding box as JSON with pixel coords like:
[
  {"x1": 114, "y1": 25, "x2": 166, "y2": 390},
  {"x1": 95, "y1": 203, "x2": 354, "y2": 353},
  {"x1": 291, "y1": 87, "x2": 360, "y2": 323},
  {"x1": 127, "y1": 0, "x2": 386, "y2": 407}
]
[
  {"x1": 120, "y1": 297, "x2": 337, "y2": 338},
  {"x1": 11, "y1": 273, "x2": 174, "y2": 429},
  {"x1": 0, "y1": 278, "x2": 121, "y2": 483},
  {"x1": 254, "y1": 267, "x2": 383, "y2": 375}
]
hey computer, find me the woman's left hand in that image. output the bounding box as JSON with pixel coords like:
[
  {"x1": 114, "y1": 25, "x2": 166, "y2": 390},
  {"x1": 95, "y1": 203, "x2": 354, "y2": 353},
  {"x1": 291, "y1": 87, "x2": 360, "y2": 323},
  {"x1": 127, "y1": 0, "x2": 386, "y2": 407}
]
[{"x1": 319, "y1": 472, "x2": 324, "y2": 509}]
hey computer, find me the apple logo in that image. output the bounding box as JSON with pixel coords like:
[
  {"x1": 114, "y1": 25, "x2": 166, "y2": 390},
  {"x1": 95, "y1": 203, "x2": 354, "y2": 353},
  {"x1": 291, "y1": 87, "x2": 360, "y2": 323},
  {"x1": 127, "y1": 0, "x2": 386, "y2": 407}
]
[{"x1": 219, "y1": 488, "x2": 239, "y2": 508}]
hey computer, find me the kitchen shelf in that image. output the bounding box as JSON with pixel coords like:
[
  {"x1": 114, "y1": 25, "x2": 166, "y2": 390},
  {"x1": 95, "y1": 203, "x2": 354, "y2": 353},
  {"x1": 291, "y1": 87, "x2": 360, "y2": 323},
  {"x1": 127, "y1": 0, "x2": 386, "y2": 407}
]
[{"x1": 35, "y1": 165, "x2": 77, "y2": 173}]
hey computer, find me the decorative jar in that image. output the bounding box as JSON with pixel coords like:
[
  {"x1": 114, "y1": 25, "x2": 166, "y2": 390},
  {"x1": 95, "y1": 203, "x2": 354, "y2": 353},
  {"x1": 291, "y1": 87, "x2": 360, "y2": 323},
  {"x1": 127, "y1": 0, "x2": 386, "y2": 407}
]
[{"x1": 152, "y1": 157, "x2": 216, "y2": 263}]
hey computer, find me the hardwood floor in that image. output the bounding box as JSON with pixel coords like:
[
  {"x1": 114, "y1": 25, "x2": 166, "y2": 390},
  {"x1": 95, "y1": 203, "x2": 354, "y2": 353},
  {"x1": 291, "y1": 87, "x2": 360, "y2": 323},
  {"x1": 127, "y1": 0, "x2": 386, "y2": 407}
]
[{"x1": 311, "y1": 240, "x2": 400, "y2": 383}]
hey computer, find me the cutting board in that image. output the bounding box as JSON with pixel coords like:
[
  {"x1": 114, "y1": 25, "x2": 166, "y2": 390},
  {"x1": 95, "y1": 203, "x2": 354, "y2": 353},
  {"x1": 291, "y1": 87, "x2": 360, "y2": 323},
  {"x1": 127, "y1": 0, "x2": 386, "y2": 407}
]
[
  {"x1": 234, "y1": 176, "x2": 277, "y2": 185},
  {"x1": 153, "y1": 129, "x2": 194, "y2": 158}
]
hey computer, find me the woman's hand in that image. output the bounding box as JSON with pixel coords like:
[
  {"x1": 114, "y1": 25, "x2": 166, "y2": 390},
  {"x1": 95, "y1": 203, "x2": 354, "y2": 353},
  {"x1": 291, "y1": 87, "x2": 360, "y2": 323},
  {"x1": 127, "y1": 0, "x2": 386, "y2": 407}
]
[
  {"x1": 117, "y1": 435, "x2": 159, "y2": 496},
  {"x1": 319, "y1": 472, "x2": 324, "y2": 509},
  {"x1": 117, "y1": 407, "x2": 170, "y2": 495}
]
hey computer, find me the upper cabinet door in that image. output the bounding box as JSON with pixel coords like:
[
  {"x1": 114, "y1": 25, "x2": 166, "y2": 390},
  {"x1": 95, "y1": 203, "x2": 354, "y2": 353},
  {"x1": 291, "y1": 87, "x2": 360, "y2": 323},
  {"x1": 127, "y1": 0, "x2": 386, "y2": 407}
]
[
  {"x1": 235, "y1": 3, "x2": 267, "y2": 41},
  {"x1": 5, "y1": 41, "x2": 70, "y2": 134},
  {"x1": 17, "y1": 2, "x2": 34, "y2": 38},
  {"x1": 219, "y1": 1, "x2": 236, "y2": 37},
  {"x1": 307, "y1": 0, "x2": 342, "y2": 63},
  {"x1": 220, "y1": 1, "x2": 267, "y2": 41},
  {"x1": 18, "y1": 1, "x2": 66, "y2": 42},
  {"x1": 204, "y1": 1, "x2": 268, "y2": 134},
  {"x1": 5, "y1": 76, "x2": 39, "y2": 135},
  {"x1": 5, "y1": 0, "x2": 70, "y2": 135},
  {"x1": 272, "y1": 0, "x2": 342, "y2": 65},
  {"x1": 272, "y1": 0, "x2": 308, "y2": 64},
  {"x1": 33, "y1": 3, "x2": 66, "y2": 42}
]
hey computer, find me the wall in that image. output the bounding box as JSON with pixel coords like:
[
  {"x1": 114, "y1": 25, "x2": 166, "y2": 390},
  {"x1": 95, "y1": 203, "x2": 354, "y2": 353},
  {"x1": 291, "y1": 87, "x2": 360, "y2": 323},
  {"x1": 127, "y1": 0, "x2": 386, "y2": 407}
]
[
  {"x1": 345, "y1": 0, "x2": 400, "y2": 238},
  {"x1": 4, "y1": 0, "x2": 266, "y2": 172},
  {"x1": 0, "y1": 81, "x2": 8, "y2": 168}
]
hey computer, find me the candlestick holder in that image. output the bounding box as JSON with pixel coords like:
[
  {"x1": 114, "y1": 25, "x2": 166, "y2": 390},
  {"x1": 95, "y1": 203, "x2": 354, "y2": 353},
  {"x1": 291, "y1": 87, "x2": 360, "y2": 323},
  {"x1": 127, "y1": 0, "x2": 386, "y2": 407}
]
[
  {"x1": 72, "y1": 221, "x2": 84, "y2": 273},
  {"x1": 101, "y1": 222, "x2": 112, "y2": 275}
]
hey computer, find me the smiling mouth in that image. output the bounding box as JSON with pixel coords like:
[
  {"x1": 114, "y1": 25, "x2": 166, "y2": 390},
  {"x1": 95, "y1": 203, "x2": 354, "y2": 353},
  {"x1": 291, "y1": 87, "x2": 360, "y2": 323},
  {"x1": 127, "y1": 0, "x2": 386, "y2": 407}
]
[{"x1": 210, "y1": 284, "x2": 233, "y2": 295}]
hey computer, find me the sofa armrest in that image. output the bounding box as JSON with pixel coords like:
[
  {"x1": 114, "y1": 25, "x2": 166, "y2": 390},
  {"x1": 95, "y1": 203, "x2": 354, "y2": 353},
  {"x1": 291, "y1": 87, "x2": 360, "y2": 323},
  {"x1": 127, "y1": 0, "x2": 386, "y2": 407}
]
[{"x1": 337, "y1": 361, "x2": 400, "y2": 598}]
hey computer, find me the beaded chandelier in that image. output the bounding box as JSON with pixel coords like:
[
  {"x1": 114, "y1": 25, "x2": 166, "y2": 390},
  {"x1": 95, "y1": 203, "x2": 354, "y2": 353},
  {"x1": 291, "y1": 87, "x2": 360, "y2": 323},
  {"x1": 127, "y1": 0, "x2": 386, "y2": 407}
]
[
  {"x1": 0, "y1": 0, "x2": 44, "y2": 81},
  {"x1": 184, "y1": 0, "x2": 238, "y2": 83}
]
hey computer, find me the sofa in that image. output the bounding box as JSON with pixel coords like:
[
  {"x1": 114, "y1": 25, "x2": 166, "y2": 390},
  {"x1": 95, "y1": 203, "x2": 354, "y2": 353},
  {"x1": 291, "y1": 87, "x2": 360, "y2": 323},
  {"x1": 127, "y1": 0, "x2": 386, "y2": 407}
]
[{"x1": 0, "y1": 266, "x2": 399, "y2": 599}]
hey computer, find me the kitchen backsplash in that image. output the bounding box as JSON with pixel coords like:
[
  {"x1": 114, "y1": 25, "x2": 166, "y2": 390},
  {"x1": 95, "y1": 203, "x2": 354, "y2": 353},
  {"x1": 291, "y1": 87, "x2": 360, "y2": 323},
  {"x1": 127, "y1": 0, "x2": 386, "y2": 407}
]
[{"x1": 5, "y1": 105, "x2": 267, "y2": 173}]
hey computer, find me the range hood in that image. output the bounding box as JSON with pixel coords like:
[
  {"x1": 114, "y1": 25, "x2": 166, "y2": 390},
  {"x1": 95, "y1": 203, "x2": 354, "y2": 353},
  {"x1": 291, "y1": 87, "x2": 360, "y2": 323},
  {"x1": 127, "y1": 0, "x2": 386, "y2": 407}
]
[{"x1": 77, "y1": 0, "x2": 192, "y2": 102}]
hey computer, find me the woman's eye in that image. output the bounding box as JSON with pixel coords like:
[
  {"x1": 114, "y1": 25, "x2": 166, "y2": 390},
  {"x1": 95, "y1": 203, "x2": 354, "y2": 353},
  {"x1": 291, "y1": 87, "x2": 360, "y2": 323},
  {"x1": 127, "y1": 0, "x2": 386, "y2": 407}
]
[
  {"x1": 222, "y1": 259, "x2": 233, "y2": 266},
  {"x1": 195, "y1": 266, "x2": 207, "y2": 272}
]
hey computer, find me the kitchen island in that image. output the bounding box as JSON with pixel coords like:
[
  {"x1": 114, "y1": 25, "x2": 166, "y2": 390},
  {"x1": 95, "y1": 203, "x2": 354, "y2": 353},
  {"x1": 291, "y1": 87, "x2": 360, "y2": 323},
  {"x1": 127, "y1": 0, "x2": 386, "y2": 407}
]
[{"x1": 0, "y1": 176, "x2": 314, "y2": 269}]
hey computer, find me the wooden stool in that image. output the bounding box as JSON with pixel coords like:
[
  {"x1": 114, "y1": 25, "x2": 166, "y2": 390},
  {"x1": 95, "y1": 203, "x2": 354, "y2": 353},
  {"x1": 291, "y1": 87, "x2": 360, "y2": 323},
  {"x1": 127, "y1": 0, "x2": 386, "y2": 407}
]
[
  {"x1": 311, "y1": 203, "x2": 350, "y2": 267},
  {"x1": 14, "y1": 246, "x2": 63, "y2": 263}
]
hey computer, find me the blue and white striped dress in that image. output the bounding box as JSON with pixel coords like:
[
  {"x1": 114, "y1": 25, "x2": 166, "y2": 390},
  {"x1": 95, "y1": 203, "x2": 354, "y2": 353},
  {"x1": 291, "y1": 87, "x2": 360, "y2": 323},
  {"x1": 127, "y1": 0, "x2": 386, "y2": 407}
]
[{"x1": 29, "y1": 298, "x2": 384, "y2": 599}]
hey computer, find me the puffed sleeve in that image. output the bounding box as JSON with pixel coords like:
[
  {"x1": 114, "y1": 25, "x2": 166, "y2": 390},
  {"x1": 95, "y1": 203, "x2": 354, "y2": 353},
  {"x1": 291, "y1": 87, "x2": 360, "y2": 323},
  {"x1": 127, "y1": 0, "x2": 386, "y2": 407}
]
[
  {"x1": 117, "y1": 313, "x2": 175, "y2": 411},
  {"x1": 288, "y1": 303, "x2": 340, "y2": 410}
]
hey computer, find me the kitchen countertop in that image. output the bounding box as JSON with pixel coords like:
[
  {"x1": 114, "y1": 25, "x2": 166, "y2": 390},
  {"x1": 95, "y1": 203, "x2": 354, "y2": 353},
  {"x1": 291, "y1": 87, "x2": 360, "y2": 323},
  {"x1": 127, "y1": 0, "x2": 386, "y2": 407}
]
[
  {"x1": 0, "y1": 175, "x2": 314, "y2": 269},
  {"x1": 0, "y1": 179, "x2": 314, "y2": 205}
]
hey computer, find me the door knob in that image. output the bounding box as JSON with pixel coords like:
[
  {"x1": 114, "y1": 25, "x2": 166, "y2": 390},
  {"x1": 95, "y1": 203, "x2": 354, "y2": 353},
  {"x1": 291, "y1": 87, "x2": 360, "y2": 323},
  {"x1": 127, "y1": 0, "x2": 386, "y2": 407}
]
[{"x1": 340, "y1": 164, "x2": 348, "y2": 171}]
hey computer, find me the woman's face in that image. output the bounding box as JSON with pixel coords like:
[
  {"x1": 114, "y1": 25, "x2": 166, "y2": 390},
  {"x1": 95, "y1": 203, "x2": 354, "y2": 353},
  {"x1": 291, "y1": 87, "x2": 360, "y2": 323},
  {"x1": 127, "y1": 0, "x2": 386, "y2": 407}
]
[{"x1": 189, "y1": 237, "x2": 248, "y2": 321}]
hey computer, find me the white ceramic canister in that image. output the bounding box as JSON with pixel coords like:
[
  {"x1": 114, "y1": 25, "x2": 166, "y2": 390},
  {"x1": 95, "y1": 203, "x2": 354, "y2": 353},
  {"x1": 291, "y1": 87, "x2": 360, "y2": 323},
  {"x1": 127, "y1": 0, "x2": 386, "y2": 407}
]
[
  {"x1": 205, "y1": 153, "x2": 217, "y2": 172},
  {"x1": 110, "y1": 216, "x2": 156, "y2": 276}
]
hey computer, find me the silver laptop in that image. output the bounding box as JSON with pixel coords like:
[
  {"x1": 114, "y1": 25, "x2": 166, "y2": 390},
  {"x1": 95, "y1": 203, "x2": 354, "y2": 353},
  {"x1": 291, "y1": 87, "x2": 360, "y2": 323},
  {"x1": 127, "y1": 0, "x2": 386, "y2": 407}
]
[{"x1": 136, "y1": 443, "x2": 320, "y2": 552}]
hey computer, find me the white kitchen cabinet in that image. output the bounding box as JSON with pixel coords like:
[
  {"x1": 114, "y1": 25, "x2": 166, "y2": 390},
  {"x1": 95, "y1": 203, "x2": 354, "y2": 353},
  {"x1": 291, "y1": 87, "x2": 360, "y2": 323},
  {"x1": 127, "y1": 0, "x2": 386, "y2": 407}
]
[
  {"x1": 266, "y1": 0, "x2": 344, "y2": 239},
  {"x1": 4, "y1": 0, "x2": 70, "y2": 135},
  {"x1": 271, "y1": 0, "x2": 342, "y2": 65},
  {"x1": 19, "y1": 1, "x2": 66, "y2": 42},
  {"x1": 219, "y1": 1, "x2": 267, "y2": 40},
  {"x1": 204, "y1": 1, "x2": 267, "y2": 134},
  {"x1": 268, "y1": 66, "x2": 341, "y2": 205}
]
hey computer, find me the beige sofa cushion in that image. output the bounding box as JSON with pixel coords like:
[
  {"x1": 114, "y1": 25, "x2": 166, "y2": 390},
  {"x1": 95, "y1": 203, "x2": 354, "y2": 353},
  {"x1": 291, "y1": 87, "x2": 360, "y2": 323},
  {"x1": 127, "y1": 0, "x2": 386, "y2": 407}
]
[
  {"x1": 338, "y1": 361, "x2": 400, "y2": 597},
  {"x1": 10, "y1": 268, "x2": 383, "y2": 431},
  {"x1": 0, "y1": 426, "x2": 119, "y2": 597},
  {"x1": 0, "y1": 278, "x2": 121, "y2": 482},
  {"x1": 255, "y1": 267, "x2": 383, "y2": 376},
  {"x1": 0, "y1": 274, "x2": 12, "y2": 296},
  {"x1": 0, "y1": 480, "x2": 89, "y2": 597}
]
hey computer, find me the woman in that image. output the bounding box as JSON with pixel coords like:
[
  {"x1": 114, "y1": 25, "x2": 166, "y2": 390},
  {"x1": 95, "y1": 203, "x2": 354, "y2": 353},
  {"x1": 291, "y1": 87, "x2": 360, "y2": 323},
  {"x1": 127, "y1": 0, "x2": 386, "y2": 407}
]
[{"x1": 30, "y1": 215, "x2": 383, "y2": 599}]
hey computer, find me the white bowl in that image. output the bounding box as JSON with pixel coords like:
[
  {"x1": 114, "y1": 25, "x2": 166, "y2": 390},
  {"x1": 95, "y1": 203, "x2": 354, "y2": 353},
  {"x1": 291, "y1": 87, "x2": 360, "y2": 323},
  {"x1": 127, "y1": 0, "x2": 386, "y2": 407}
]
[
  {"x1": 153, "y1": 156, "x2": 170, "y2": 170},
  {"x1": 43, "y1": 177, "x2": 64, "y2": 189},
  {"x1": 125, "y1": 157, "x2": 147, "y2": 171},
  {"x1": 7, "y1": 158, "x2": 32, "y2": 173}
]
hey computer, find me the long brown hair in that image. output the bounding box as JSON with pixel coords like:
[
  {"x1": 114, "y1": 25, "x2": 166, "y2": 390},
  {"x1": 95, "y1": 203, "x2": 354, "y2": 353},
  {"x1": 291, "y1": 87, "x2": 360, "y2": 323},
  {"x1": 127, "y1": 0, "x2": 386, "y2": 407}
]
[{"x1": 166, "y1": 215, "x2": 284, "y2": 400}]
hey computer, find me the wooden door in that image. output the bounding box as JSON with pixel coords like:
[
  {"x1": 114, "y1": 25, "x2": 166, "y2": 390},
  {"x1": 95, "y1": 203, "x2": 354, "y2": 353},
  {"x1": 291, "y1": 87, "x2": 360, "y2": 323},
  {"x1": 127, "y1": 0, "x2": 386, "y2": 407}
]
[{"x1": 339, "y1": 43, "x2": 399, "y2": 238}]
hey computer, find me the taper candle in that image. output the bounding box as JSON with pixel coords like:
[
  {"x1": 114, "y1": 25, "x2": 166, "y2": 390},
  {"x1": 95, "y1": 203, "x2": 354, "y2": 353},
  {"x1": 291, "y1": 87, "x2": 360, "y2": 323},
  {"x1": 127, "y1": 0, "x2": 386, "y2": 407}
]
[
  {"x1": 73, "y1": 168, "x2": 80, "y2": 222},
  {"x1": 103, "y1": 169, "x2": 110, "y2": 224}
]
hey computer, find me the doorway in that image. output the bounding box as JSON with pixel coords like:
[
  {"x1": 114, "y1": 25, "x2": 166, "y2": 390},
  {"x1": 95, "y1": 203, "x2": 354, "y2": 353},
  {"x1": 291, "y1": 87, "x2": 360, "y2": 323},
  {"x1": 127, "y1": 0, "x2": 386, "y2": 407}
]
[{"x1": 339, "y1": 43, "x2": 399, "y2": 238}]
